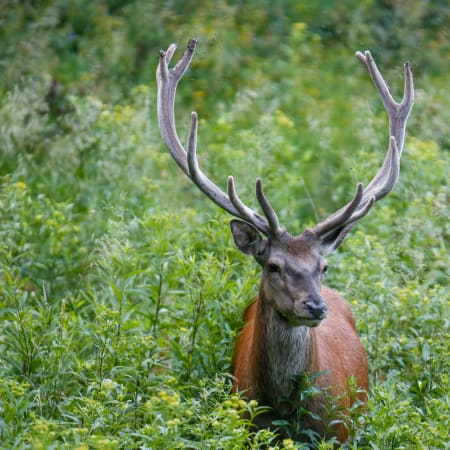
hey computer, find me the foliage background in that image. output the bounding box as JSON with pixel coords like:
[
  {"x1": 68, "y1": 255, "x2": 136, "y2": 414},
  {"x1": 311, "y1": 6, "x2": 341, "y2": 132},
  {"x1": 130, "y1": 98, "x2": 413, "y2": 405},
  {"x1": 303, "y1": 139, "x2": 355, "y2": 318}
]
[{"x1": 0, "y1": 1, "x2": 449, "y2": 448}]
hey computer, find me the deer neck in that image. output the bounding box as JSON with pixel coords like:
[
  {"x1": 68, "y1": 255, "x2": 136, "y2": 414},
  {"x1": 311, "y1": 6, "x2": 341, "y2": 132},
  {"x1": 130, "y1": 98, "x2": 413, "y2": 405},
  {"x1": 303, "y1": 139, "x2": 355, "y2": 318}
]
[{"x1": 252, "y1": 292, "x2": 313, "y2": 413}]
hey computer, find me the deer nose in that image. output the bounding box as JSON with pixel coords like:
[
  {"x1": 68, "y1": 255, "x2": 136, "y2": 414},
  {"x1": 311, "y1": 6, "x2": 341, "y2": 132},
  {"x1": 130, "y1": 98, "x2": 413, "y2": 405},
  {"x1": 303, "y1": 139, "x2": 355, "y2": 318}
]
[{"x1": 305, "y1": 299, "x2": 328, "y2": 319}]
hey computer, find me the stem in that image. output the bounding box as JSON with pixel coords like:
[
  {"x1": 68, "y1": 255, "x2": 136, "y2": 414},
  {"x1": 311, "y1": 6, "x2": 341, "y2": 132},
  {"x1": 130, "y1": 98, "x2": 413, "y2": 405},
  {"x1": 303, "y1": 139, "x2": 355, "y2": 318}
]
[
  {"x1": 185, "y1": 286, "x2": 204, "y2": 381},
  {"x1": 152, "y1": 261, "x2": 165, "y2": 334}
]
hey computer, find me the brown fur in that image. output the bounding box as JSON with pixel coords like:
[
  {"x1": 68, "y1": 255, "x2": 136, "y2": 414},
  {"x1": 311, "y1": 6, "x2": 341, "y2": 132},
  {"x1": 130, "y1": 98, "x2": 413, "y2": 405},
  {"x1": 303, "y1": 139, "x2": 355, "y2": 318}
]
[{"x1": 232, "y1": 286, "x2": 369, "y2": 443}]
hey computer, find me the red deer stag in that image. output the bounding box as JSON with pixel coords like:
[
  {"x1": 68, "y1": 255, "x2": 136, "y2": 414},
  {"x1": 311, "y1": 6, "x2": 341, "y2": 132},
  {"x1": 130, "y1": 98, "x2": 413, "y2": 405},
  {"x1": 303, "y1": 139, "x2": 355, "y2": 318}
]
[{"x1": 156, "y1": 39, "x2": 414, "y2": 443}]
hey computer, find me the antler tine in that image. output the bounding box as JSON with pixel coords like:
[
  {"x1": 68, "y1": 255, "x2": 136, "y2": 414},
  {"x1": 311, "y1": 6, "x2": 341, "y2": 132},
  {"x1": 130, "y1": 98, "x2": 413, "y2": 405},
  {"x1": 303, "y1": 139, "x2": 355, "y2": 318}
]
[
  {"x1": 156, "y1": 40, "x2": 196, "y2": 176},
  {"x1": 311, "y1": 52, "x2": 414, "y2": 247},
  {"x1": 157, "y1": 39, "x2": 281, "y2": 237},
  {"x1": 227, "y1": 177, "x2": 271, "y2": 234},
  {"x1": 320, "y1": 194, "x2": 376, "y2": 251},
  {"x1": 311, "y1": 182, "x2": 364, "y2": 237},
  {"x1": 356, "y1": 50, "x2": 414, "y2": 153},
  {"x1": 256, "y1": 179, "x2": 284, "y2": 235},
  {"x1": 364, "y1": 135, "x2": 400, "y2": 201}
]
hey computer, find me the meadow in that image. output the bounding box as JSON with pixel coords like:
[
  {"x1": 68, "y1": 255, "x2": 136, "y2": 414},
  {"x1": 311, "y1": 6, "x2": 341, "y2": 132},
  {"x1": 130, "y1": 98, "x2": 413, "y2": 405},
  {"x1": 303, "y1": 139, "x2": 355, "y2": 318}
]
[{"x1": 0, "y1": 2, "x2": 449, "y2": 448}]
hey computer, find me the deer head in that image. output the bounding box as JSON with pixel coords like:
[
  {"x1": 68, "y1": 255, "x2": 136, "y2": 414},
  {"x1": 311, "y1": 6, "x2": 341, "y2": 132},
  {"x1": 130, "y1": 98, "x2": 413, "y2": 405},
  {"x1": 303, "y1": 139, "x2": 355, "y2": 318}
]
[{"x1": 156, "y1": 38, "x2": 413, "y2": 328}]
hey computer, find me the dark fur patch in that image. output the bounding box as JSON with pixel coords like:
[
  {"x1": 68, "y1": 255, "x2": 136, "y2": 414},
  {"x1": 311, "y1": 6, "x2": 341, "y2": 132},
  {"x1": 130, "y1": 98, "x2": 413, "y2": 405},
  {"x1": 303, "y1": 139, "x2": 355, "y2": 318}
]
[{"x1": 286, "y1": 231, "x2": 319, "y2": 255}]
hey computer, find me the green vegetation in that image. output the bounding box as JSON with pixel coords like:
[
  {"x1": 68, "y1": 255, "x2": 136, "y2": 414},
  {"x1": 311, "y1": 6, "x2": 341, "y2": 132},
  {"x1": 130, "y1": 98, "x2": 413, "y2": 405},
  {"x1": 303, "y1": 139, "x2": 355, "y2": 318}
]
[{"x1": 0, "y1": 1, "x2": 449, "y2": 448}]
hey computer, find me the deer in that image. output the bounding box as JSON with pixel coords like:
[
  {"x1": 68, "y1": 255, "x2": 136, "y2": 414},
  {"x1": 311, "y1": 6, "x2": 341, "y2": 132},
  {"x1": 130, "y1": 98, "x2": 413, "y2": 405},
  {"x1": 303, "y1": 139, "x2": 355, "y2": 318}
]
[{"x1": 156, "y1": 38, "x2": 414, "y2": 443}]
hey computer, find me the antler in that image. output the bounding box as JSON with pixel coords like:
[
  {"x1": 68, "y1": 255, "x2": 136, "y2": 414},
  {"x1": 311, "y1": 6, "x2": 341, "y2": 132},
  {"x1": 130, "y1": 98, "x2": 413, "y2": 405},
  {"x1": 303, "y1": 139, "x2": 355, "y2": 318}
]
[
  {"x1": 156, "y1": 38, "x2": 283, "y2": 237},
  {"x1": 310, "y1": 50, "x2": 414, "y2": 251},
  {"x1": 157, "y1": 41, "x2": 414, "y2": 250}
]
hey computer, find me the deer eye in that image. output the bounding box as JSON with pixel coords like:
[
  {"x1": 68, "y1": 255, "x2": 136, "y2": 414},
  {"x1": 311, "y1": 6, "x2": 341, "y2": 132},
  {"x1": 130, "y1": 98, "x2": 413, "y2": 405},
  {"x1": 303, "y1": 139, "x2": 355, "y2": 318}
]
[
  {"x1": 267, "y1": 262, "x2": 281, "y2": 274},
  {"x1": 322, "y1": 264, "x2": 329, "y2": 274}
]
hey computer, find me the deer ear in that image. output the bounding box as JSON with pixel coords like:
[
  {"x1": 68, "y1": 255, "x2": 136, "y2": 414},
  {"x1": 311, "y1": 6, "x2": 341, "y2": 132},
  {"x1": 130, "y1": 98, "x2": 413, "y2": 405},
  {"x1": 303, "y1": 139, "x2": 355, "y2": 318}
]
[{"x1": 230, "y1": 220, "x2": 268, "y2": 259}]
